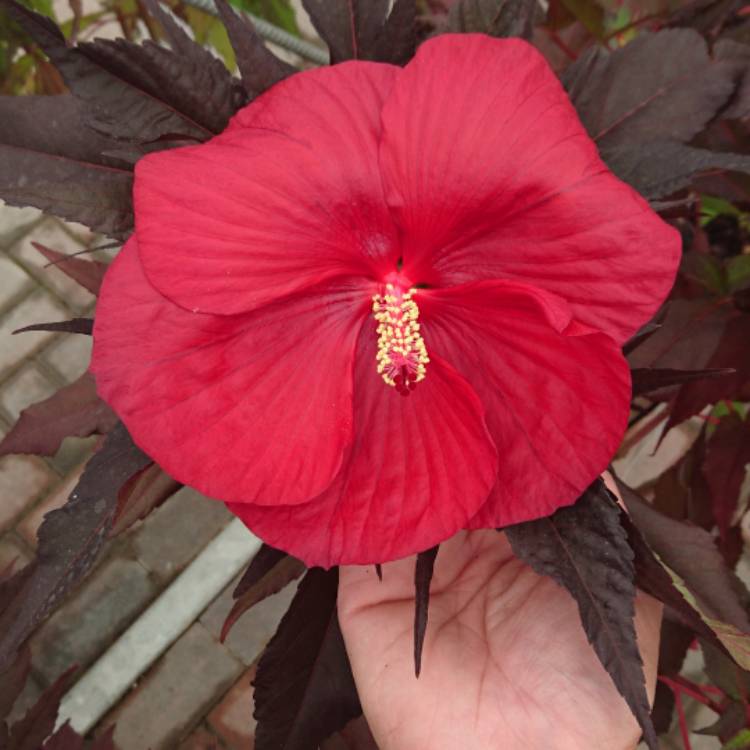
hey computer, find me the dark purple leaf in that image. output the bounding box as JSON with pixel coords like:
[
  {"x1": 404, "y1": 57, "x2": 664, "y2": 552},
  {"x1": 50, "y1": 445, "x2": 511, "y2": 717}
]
[
  {"x1": 695, "y1": 699, "x2": 747, "y2": 740},
  {"x1": 505, "y1": 479, "x2": 657, "y2": 750},
  {"x1": 703, "y1": 414, "x2": 750, "y2": 541},
  {"x1": 303, "y1": 0, "x2": 413, "y2": 63},
  {"x1": 42, "y1": 723, "x2": 84, "y2": 750},
  {"x1": 715, "y1": 38, "x2": 750, "y2": 118},
  {"x1": 563, "y1": 30, "x2": 737, "y2": 150},
  {"x1": 372, "y1": 0, "x2": 415, "y2": 65},
  {"x1": 0, "y1": 144, "x2": 133, "y2": 237},
  {"x1": 0, "y1": 95, "x2": 127, "y2": 168},
  {"x1": 627, "y1": 299, "x2": 731, "y2": 372},
  {"x1": 1, "y1": 0, "x2": 209, "y2": 142},
  {"x1": 604, "y1": 140, "x2": 750, "y2": 199},
  {"x1": 222, "y1": 548, "x2": 305, "y2": 642},
  {"x1": 14, "y1": 318, "x2": 93, "y2": 336},
  {"x1": 0, "y1": 373, "x2": 116, "y2": 459},
  {"x1": 702, "y1": 639, "x2": 750, "y2": 702},
  {"x1": 617, "y1": 477, "x2": 750, "y2": 635},
  {"x1": 254, "y1": 568, "x2": 361, "y2": 750},
  {"x1": 413, "y1": 545, "x2": 438, "y2": 678},
  {"x1": 620, "y1": 509, "x2": 725, "y2": 651},
  {"x1": 0, "y1": 423, "x2": 151, "y2": 673},
  {"x1": 650, "y1": 621, "x2": 694, "y2": 735},
  {"x1": 665, "y1": 313, "x2": 750, "y2": 431},
  {"x1": 111, "y1": 463, "x2": 180, "y2": 536},
  {"x1": 667, "y1": 0, "x2": 743, "y2": 37},
  {"x1": 214, "y1": 0, "x2": 294, "y2": 97},
  {"x1": 32, "y1": 243, "x2": 108, "y2": 296},
  {"x1": 141, "y1": 0, "x2": 244, "y2": 128},
  {"x1": 631, "y1": 366, "x2": 735, "y2": 396},
  {"x1": 7, "y1": 667, "x2": 76, "y2": 750},
  {"x1": 0, "y1": 647, "x2": 31, "y2": 720},
  {"x1": 447, "y1": 0, "x2": 538, "y2": 38},
  {"x1": 234, "y1": 544, "x2": 291, "y2": 598},
  {"x1": 622, "y1": 321, "x2": 662, "y2": 356}
]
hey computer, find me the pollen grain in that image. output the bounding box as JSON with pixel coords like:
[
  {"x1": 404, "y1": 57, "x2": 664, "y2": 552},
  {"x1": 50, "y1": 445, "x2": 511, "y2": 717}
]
[{"x1": 372, "y1": 284, "x2": 429, "y2": 396}]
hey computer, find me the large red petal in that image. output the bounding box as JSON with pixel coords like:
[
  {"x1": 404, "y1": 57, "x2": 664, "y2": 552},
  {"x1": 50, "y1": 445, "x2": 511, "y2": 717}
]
[
  {"x1": 135, "y1": 62, "x2": 400, "y2": 316},
  {"x1": 92, "y1": 238, "x2": 369, "y2": 506},
  {"x1": 419, "y1": 280, "x2": 631, "y2": 528},
  {"x1": 228, "y1": 326, "x2": 498, "y2": 567},
  {"x1": 379, "y1": 34, "x2": 680, "y2": 344}
]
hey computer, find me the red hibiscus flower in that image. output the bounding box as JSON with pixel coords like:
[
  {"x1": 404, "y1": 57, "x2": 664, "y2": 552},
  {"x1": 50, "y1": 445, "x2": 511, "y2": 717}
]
[{"x1": 91, "y1": 33, "x2": 680, "y2": 567}]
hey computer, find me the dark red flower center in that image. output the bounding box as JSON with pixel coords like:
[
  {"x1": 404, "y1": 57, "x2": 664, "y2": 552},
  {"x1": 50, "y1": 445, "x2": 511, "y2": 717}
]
[{"x1": 372, "y1": 274, "x2": 430, "y2": 396}]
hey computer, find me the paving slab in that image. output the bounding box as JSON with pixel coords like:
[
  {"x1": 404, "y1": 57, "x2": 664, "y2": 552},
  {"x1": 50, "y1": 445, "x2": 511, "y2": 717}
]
[
  {"x1": 0, "y1": 531, "x2": 33, "y2": 572},
  {"x1": 104, "y1": 623, "x2": 243, "y2": 750},
  {"x1": 42, "y1": 334, "x2": 93, "y2": 382},
  {"x1": 0, "y1": 362, "x2": 61, "y2": 422},
  {"x1": 0, "y1": 256, "x2": 33, "y2": 312},
  {"x1": 0, "y1": 204, "x2": 42, "y2": 246},
  {"x1": 0, "y1": 290, "x2": 69, "y2": 375},
  {"x1": 133, "y1": 487, "x2": 233, "y2": 584},
  {"x1": 30, "y1": 554, "x2": 158, "y2": 687},
  {"x1": 0, "y1": 452, "x2": 56, "y2": 533},
  {"x1": 207, "y1": 667, "x2": 256, "y2": 750},
  {"x1": 9, "y1": 219, "x2": 94, "y2": 312},
  {"x1": 200, "y1": 575, "x2": 296, "y2": 667}
]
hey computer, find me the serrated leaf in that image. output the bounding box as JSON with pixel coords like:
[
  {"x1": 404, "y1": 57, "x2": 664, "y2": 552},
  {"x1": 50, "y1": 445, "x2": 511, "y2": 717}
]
[
  {"x1": 0, "y1": 373, "x2": 116, "y2": 459},
  {"x1": 221, "y1": 548, "x2": 305, "y2": 642},
  {"x1": 605, "y1": 140, "x2": 750, "y2": 199},
  {"x1": 110, "y1": 463, "x2": 180, "y2": 536},
  {"x1": 413, "y1": 545, "x2": 438, "y2": 678},
  {"x1": 0, "y1": 144, "x2": 133, "y2": 237},
  {"x1": 563, "y1": 29, "x2": 737, "y2": 151},
  {"x1": 7, "y1": 667, "x2": 76, "y2": 750},
  {"x1": 14, "y1": 318, "x2": 93, "y2": 335},
  {"x1": 32, "y1": 242, "x2": 108, "y2": 296},
  {"x1": 505, "y1": 480, "x2": 658, "y2": 750},
  {"x1": 620, "y1": 510, "x2": 724, "y2": 649},
  {"x1": 141, "y1": 0, "x2": 245, "y2": 129},
  {"x1": 214, "y1": 0, "x2": 293, "y2": 97},
  {"x1": 703, "y1": 414, "x2": 750, "y2": 541},
  {"x1": 447, "y1": 0, "x2": 537, "y2": 38},
  {"x1": 302, "y1": 0, "x2": 411, "y2": 63},
  {"x1": 631, "y1": 366, "x2": 735, "y2": 396},
  {"x1": 0, "y1": 423, "x2": 150, "y2": 673},
  {"x1": 254, "y1": 567, "x2": 361, "y2": 750},
  {"x1": 617, "y1": 478, "x2": 750, "y2": 637},
  {"x1": 1, "y1": 0, "x2": 209, "y2": 142},
  {"x1": 702, "y1": 639, "x2": 750, "y2": 702},
  {"x1": 0, "y1": 94, "x2": 127, "y2": 168}
]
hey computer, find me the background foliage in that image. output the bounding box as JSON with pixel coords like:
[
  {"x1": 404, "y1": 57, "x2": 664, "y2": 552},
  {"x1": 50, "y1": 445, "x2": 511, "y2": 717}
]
[{"x1": 1, "y1": 0, "x2": 750, "y2": 748}]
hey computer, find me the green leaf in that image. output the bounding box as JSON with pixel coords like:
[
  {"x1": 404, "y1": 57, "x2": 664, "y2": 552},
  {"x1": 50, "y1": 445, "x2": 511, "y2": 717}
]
[
  {"x1": 727, "y1": 255, "x2": 750, "y2": 291},
  {"x1": 236, "y1": 0, "x2": 298, "y2": 34},
  {"x1": 723, "y1": 729, "x2": 750, "y2": 750},
  {"x1": 560, "y1": 0, "x2": 604, "y2": 37}
]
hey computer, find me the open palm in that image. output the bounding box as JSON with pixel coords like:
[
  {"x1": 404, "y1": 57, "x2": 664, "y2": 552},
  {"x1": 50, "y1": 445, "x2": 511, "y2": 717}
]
[{"x1": 338, "y1": 528, "x2": 662, "y2": 750}]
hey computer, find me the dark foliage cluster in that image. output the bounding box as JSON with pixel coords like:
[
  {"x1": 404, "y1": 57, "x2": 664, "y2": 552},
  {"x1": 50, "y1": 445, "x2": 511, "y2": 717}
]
[{"x1": 1, "y1": 0, "x2": 750, "y2": 747}]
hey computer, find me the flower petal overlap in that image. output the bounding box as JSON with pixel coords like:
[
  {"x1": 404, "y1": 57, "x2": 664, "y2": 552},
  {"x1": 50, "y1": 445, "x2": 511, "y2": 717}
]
[{"x1": 92, "y1": 33, "x2": 681, "y2": 566}]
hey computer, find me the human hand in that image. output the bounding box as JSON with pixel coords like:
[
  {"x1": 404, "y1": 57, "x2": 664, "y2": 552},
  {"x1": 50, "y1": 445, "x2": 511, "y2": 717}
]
[{"x1": 338, "y1": 527, "x2": 662, "y2": 750}]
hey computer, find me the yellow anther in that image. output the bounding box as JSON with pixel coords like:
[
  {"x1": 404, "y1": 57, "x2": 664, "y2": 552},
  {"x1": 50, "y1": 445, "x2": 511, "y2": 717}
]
[{"x1": 372, "y1": 285, "x2": 429, "y2": 393}]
